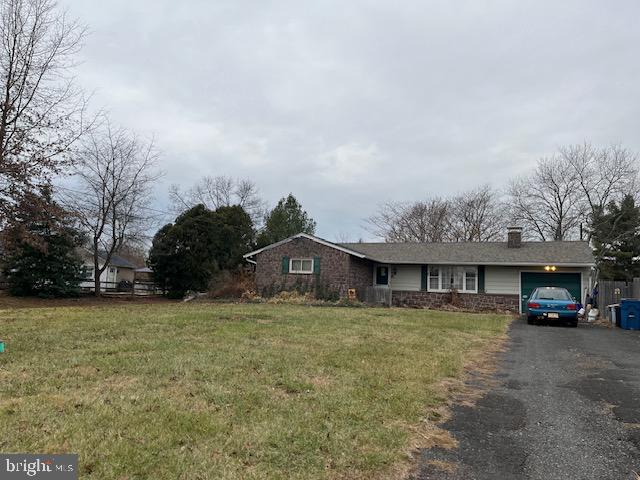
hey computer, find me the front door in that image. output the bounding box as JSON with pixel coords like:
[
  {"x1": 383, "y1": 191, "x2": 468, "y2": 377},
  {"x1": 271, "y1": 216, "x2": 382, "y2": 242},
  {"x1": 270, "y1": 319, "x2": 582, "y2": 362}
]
[{"x1": 376, "y1": 266, "x2": 389, "y2": 286}]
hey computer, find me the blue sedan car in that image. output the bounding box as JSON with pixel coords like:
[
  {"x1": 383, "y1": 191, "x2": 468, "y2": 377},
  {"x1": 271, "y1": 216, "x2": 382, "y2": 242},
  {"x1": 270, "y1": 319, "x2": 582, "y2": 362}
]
[{"x1": 526, "y1": 286, "x2": 580, "y2": 327}]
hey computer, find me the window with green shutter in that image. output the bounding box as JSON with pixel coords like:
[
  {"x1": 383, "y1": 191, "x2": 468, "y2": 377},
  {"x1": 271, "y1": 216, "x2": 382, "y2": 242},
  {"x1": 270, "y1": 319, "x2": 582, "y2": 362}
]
[
  {"x1": 421, "y1": 265, "x2": 428, "y2": 290},
  {"x1": 313, "y1": 257, "x2": 321, "y2": 275},
  {"x1": 282, "y1": 256, "x2": 290, "y2": 274},
  {"x1": 478, "y1": 265, "x2": 485, "y2": 293},
  {"x1": 288, "y1": 258, "x2": 314, "y2": 274}
]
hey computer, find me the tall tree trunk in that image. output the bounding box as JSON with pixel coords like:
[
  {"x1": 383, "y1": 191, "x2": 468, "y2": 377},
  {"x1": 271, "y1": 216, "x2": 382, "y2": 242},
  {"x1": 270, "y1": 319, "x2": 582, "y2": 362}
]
[{"x1": 93, "y1": 244, "x2": 101, "y2": 297}]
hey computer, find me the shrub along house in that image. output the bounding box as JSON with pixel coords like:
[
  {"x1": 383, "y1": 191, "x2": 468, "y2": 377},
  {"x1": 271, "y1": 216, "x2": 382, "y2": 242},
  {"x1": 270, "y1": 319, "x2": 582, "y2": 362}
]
[{"x1": 243, "y1": 227, "x2": 596, "y2": 313}]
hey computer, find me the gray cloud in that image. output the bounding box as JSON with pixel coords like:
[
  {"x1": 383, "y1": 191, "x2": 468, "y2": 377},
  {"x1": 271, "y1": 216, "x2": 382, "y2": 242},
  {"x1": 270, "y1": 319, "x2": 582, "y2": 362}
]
[{"x1": 61, "y1": 0, "x2": 640, "y2": 240}]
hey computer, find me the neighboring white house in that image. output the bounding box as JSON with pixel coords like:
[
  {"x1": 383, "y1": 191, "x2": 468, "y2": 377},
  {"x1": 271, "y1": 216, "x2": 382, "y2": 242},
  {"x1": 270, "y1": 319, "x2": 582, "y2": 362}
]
[{"x1": 79, "y1": 250, "x2": 137, "y2": 291}]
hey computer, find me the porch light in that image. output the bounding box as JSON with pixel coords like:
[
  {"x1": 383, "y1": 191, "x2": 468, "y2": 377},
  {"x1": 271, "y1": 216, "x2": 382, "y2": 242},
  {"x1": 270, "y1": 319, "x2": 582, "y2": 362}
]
[{"x1": 544, "y1": 265, "x2": 557, "y2": 272}]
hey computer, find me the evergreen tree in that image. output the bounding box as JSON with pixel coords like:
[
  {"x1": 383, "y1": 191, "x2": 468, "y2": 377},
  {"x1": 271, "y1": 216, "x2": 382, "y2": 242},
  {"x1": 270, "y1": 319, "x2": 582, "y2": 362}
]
[
  {"x1": 2, "y1": 191, "x2": 85, "y2": 297},
  {"x1": 592, "y1": 194, "x2": 640, "y2": 280},
  {"x1": 148, "y1": 204, "x2": 253, "y2": 297},
  {"x1": 256, "y1": 194, "x2": 316, "y2": 247},
  {"x1": 210, "y1": 205, "x2": 254, "y2": 271}
]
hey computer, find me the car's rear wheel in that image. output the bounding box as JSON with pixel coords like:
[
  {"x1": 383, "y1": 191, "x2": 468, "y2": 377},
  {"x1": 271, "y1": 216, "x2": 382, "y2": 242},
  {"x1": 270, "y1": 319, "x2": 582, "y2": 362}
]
[
  {"x1": 568, "y1": 320, "x2": 578, "y2": 328},
  {"x1": 527, "y1": 315, "x2": 536, "y2": 325}
]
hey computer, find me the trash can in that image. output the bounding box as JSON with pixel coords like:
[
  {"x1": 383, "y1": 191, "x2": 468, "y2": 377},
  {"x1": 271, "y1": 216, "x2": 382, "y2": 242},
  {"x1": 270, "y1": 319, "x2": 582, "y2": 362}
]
[
  {"x1": 607, "y1": 304, "x2": 620, "y2": 327},
  {"x1": 620, "y1": 299, "x2": 640, "y2": 330}
]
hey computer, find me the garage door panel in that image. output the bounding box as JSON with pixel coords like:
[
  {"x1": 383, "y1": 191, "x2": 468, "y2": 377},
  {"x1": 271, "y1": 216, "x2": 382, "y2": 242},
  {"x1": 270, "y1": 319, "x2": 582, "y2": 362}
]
[{"x1": 520, "y1": 272, "x2": 581, "y2": 313}]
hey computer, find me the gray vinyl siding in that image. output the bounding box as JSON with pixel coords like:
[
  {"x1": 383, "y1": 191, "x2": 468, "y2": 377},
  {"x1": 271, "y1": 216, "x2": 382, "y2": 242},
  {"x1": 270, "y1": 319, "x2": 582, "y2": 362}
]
[
  {"x1": 389, "y1": 265, "x2": 421, "y2": 291},
  {"x1": 485, "y1": 266, "x2": 520, "y2": 295},
  {"x1": 580, "y1": 267, "x2": 592, "y2": 304},
  {"x1": 485, "y1": 266, "x2": 592, "y2": 301}
]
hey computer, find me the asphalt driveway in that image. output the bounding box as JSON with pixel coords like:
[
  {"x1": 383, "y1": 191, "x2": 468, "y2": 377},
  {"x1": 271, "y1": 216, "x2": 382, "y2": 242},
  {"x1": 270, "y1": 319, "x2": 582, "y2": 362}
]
[{"x1": 412, "y1": 318, "x2": 640, "y2": 480}]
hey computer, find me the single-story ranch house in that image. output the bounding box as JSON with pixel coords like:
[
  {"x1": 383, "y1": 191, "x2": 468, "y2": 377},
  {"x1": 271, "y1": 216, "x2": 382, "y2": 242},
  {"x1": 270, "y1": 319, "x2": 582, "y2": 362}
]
[
  {"x1": 78, "y1": 249, "x2": 137, "y2": 292},
  {"x1": 243, "y1": 227, "x2": 596, "y2": 313}
]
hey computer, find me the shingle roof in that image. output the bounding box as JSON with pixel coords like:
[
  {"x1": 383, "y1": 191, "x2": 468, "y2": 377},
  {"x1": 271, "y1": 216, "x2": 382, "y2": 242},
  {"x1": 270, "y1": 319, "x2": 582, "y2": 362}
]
[
  {"x1": 78, "y1": 248, "x2": 138, "y2": 269},
  {"x1": 107, "y1": 254, "x2": 137, "y2": 269},
  {"x1": 339, "y1": 241, "x2": 595, "y2": 266}
]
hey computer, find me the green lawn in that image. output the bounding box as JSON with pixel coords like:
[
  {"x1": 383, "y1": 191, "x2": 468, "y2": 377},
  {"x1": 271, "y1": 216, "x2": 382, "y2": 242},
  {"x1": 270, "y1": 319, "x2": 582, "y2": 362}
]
[{"x1": 0, "y1": 303, "x2": 509, "y2": 479}]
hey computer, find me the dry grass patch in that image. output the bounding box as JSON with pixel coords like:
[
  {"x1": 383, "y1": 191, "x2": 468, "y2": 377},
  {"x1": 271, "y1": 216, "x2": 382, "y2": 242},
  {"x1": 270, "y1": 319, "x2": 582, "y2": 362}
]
[
  {"x1": 0, "y1": 303, "x2": 509, "y2": 479},
  {"x1": 388, "y1": 325, "x2": 511, "y2": 480}
]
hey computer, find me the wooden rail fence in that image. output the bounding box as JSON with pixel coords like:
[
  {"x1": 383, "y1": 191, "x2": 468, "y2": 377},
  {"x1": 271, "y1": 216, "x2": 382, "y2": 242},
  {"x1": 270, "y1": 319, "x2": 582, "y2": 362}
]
[
  {"x1": 0, "y1": 280, "x2": 163, "y2": 295},
  {"x1": 79, "y1": 280, "x2": 164, "y2": 296}
]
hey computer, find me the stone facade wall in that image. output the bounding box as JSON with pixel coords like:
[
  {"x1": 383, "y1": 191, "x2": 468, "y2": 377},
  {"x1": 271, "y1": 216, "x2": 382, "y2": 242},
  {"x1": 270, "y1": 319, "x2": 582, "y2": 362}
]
[
  {"x1": 392, "y1": 290, "x2": 520, "y2": 313},
  {"x1": 348, "y1": 256, "x2": 374, "y2": 300},
  {"x1": 255, "y1": 237, "x2": 373, "y2": 298}
]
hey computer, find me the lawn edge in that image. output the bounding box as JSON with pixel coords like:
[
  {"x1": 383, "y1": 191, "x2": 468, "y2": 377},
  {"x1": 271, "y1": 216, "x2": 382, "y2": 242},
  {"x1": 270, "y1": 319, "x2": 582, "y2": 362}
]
[{"x1": 380, "y1": 314, "x2": 515, "y2": 480}]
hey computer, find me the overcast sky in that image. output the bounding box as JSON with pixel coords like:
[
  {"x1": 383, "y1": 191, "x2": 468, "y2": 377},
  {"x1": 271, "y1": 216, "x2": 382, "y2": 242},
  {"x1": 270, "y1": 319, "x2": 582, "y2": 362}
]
[{"x1": 60, "y1": 0, "x2": 640, "y2": 241}]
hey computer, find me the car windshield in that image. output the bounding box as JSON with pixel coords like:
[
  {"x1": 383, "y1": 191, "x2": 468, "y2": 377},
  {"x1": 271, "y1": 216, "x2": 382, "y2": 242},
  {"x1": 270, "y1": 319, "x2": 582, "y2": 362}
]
[{"x1": 532, "y1": 287, "x2": 572, "y2": 301}]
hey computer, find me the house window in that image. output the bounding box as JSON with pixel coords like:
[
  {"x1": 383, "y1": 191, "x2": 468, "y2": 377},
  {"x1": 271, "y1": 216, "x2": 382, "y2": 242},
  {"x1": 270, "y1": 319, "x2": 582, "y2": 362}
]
[
  {"x1": 85, "y1": 268, "x2": 94, "y2": 280},
  {"x1": 465, "y1": 267, "x2": 477, "y2": 291},
  {"x1": 290, "y1": 258, "x2": 314, "y2": 274},
  {"x1": 428, "y1": 265, "x2": 478, "y2": 293},
  {"x1": 429, "y1": 266, "x2": 440, "y2": 290}
]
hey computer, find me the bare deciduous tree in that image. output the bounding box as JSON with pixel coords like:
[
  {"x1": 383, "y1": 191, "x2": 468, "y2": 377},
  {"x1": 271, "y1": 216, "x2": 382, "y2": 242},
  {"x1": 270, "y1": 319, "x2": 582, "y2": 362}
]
[
  {"x1": 450, "y1": 185, "x2": 505, "y2": 241},
  {"x1": 508, "y1": 156, "x2": 587, "y2": 241},
  {"x1": 0, "y1": 0, "x2": 90, "y2": 224},
  {"x1": 334, "y1": 231, "x2": 356, "y2": 244},
  {"x1": 561, "y1": 143, "x2": 638, "y2": 238},
  {"x1": 367, "y1": 185, "x2": 507, "y2": 243},
  {"x1": 367, "y1": 198, "x2": 451, "y2": 242},
  {"x1": 169, "y1": 175, "x2": 265, "y2": 226},
  {"x1": 63, "y1": 120, "x2": 161, "y2": 295},
  {"x1": 508, "y1": 144, "x2": 639, "y2": 241}
]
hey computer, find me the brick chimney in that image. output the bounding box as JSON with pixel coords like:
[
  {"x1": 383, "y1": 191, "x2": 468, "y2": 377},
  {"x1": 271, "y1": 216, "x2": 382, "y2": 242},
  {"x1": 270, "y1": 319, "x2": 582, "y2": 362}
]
[{"x1": 507, "y1": 226, "x2": 522, "y2": 248}]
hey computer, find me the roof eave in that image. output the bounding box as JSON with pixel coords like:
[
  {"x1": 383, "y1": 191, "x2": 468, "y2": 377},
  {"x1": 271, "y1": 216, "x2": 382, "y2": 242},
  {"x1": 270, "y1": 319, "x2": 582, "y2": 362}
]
[{"x1": 243, "y1": 233, "x2": 369, "y2": 260}]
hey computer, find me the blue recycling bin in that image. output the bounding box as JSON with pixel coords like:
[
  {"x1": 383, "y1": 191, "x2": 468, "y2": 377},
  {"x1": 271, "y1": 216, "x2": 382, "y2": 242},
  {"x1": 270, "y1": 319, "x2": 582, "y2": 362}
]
[{"x1": 620, "y1": 299, "x2": 640, "y2": 330}]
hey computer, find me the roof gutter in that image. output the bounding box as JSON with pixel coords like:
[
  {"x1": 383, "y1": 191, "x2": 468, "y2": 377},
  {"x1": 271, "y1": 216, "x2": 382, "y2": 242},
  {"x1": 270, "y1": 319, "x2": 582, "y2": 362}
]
[{"x1": 370, "y1": 260, "x2": 596, "y2": 267}]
